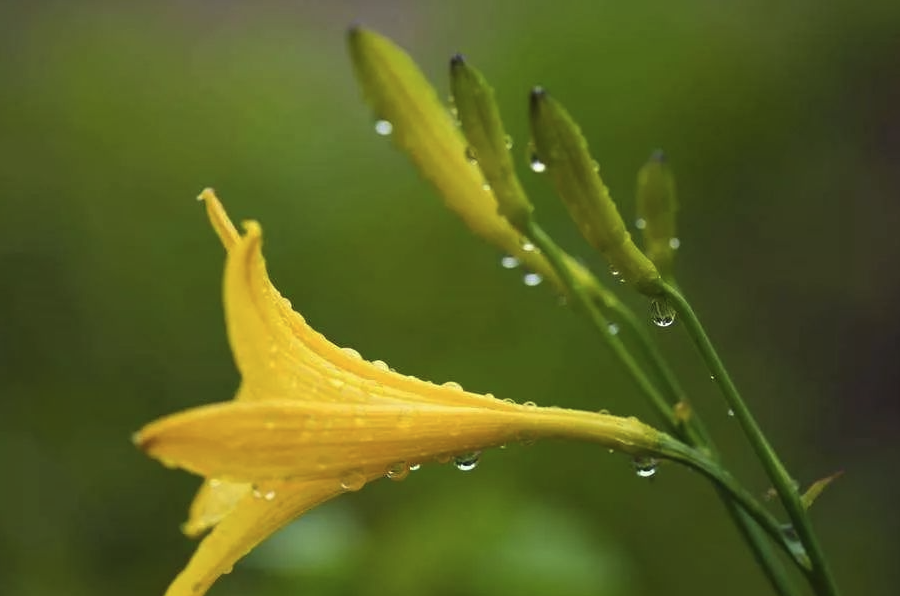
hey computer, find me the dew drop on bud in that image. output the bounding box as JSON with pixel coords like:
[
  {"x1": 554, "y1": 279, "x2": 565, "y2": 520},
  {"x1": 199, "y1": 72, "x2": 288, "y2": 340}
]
[
  {"x1": 501, "y1": 255, "x2": 520, "y2": 269},
  {"x1": 374, "y1": 119, "x2": 393, "y2": 136},
  {"x1": 529, "y1": 152, "x2": 547, "y2": 173},
  {"x1": 521, "y1": 240, "x2": 536, "y2": 252},
  {"x1": 649, "y1": 298, "x2": 676, "y2": 328},
  {"x1": 632, "y1": 456, "x2": 659, "y2": 478},
  {"x1": 523, "y1": 272, "x2": 543, "y2": 286},
  {"x1": 409, "y1": 463, "x2": 421, "y2": 471},
  {"x1": 453, "y1": 451, "x2": 481, "y2": 471}
]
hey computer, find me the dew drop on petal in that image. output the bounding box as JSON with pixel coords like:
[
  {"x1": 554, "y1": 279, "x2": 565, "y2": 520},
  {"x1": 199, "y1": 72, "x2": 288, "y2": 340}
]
[
  {"x1": 386, "y1": 462, "x2": 410, "y2": 481},
  {"x1": 374, "y1": 119, "x2": 393, "y2": 136},
  {"x1": 372, "y1": 359, "x2": 389, "y2": 371},
  {"x1": 442, "y1": 381, "x2": 463, "y2": 391},
  {"x1": 482, "y1": 182, "x2": 492, "y2": 191},
  {"x1": 264, "y1": 490, "x2": 276, "y2": 501},
  {"x1": 342, "y1": 347, "x2": 362, "y2": 360},
  {"x1": 340, "y1": 470, "x2": 367, "y2": 492},
  {"x1": 454, "y1": 451, "x2": 481, "y2": 471}
]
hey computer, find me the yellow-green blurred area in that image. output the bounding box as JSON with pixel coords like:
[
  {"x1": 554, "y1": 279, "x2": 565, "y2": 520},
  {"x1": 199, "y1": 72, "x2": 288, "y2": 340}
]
[{"x1": 1, "y1": 1, "x2": 898, "y2": 595}]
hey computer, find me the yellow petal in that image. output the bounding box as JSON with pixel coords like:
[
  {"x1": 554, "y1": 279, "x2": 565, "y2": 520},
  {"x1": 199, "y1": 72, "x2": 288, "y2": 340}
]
[
  {"x1": 220, "y1": 204, "x2": 523, "y2": 411},
  {"x1": 182, "y1": 479, "x2": 251, "y2": 538},
  {"x1": 137, "y1": 400, "x2": 661, "y2": 483},
  {"x1": 163, "y1": 479, "x2": 347, "y2": 596}
]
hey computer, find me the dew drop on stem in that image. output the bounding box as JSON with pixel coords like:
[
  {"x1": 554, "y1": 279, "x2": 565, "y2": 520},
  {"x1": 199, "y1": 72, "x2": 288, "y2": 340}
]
[
  {"x1": 632, "y1": 456, "x2": 659, "y2": 478},
  {"x1": 650, "y1": 297, "x2": 676, "y2": 328}
]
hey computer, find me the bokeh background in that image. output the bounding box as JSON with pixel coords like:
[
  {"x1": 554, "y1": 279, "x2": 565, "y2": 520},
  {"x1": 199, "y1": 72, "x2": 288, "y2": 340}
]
[{"x1": 1, "y1": 1, "x2": 898, "y2": 595}]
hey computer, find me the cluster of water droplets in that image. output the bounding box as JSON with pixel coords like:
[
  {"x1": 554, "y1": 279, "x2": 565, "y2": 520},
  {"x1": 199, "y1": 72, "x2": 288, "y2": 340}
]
[
  {"x1": 251, "y1": 486, "x2": 277, "y2": 501},
  {"x1": 497, "y1": 239, "x2": 543, "y2": 287}
]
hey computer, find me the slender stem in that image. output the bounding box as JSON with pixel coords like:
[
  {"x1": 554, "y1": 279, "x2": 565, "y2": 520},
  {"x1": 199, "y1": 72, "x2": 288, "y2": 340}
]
[
  {"x1": 662, "y1": 283, "x2": 840, "y2": 596},
  {"x1": 524, "y1": 221, "x2": 803, "y2": 594}
]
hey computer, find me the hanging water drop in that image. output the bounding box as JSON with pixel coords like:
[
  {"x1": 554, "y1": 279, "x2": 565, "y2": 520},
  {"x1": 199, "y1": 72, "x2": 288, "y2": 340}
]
[
  {"x1": 635, "y1": 218, "x2": 647, "y2": 230},
  {"x1": 465, "y1": 146, "x2": 478, "y2": 165},
  {"x1": 529, "y1": 153, "x2": 547, "y2": 173},
  {"x1": 409, "y1": 463, "x2": 421, "y2": 472},
  {"x1": 342, "y1": 347, "x2": 363, "y2": 360},
  {"x1": 340, "y1": 470, "x2": 367, "y2": 492},
  {"x1": 607, "y1": 322, "x2": 620, "y2": 335},
  {"x1": 374, "y1": 119, "x2": 393, "y2": 136},
  {"x1": 501, "y1": 255, "x2": 520, "y2": 269},
  {"x1": 632, "y1": 456, "x2": 659, "y2": 478},
  {"x1": 453, "y1": 451, "x2": 481, "y2": 471},
  {"x1": 523, "y1": 272, "x2": 543, "y2": 286},
  {"x1": 727, "y1": 408, "x2": 735, "y2": 417},
  {"x1": 649, "y1": 298, "x2": 676, "y2": 328},
  {"x1": 668, "y1": 237, "x2": 681, "y2": 250},
  {"x1": 386, "y1": 462, "x2": 410, "y2": 481}
]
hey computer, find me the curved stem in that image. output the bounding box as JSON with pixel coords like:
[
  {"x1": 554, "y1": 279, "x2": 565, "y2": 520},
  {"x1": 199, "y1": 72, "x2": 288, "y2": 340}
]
[
  {"x1": 661, "y1": 283, "x2": 840, "y2": 596},
  {"x1": 524, "y1": 221, "x2": 803, "y2": 589}
]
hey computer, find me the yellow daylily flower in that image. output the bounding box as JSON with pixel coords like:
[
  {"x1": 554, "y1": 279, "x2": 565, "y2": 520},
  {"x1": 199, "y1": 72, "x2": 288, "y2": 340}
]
[{"x1": 135, "y1": 189, "x2": 663, "y2": 596}]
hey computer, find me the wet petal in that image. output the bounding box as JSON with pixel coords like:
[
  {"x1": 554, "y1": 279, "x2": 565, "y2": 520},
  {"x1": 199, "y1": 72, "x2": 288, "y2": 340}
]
[{"x1": 137, "y1": 400, "x2": 661, "y2": 483}]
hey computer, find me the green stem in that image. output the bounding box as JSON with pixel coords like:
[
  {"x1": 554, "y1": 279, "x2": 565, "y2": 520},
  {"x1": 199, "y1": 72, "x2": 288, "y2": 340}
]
[
  {"x1": 525, "y1": 221, "x2": 804, "y2": 579},
  {"x1": 661, "y1": 283, "x2": 840, "y2": 596}
]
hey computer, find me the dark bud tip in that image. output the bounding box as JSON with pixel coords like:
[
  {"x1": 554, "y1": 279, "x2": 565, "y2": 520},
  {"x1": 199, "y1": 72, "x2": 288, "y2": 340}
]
[
  {"x1": 346, "y1": 23, "x2": 363, "y2": 38},
  {"x1": 450, "y1": 53, "x2": 466, "y2": 68},
  {"x1": 650, "y1": 149, "x2": 667, "y2": 163},
  {"x1": 529, "y1": 86, "x2": 547, "y2": 110}
]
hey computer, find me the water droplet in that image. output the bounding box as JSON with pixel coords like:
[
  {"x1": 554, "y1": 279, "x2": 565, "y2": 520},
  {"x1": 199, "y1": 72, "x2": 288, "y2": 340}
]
[
  {"x1": 340, "y1": 471, "x2": 367, "y2": 492},
  {"x1": 500, "y1": 255, "x2": 520, "y2": 269},
  {"x1": 374, "y1": 119, "x2": 393, "y2": 136},
  {"x1": 607, "y1": 322, "x2": 620, "y2": 335},
  {"x1": 598, "y1": 408, "x2": 610, "y2": 415},
  {"x1": 386, "y1": 462, "x2": 410, "y2": 481},
  {"x1": 482, "y1": 182, "x2": 492, "y2": 191},
  {"x1": 521, "y1": 240, "x2": 536, "y2": 252},
  {"x1": 632, "y1": 456, "x2": 659, "y2": 478},
  {"x1": 502, "y1": 397, "x2": 516, "y2": 405},
  {"x1": 709, "y1": 374, "x2": 716, "y2": 381},
  {"x1": 504, "y1": 134, "x2": 514, "y2": 149},
  {"x1": 523, "y1": 400, "x2": 537, "y2": 408},
  {"x1": 341, "y1": 347, "x2": 362, "y2": 360},
  {"x1": 668, "y1": 237, "x2": 681, "y2": 250},
  {"x1": 442, "y1": 381, "x2": 463, "y2": 391},
  {"x1": 649, "y1": 298, "x2": 676, "y2": 328},
  {"x1": 409, "y1": 463, "x2": 421, "y2": 471},
  {"x1": 465, "y1": 146, "x2": 478, "y2": 165},
  {"x1": 264, "y1": 490, "x2": 276, "y2": 501},
  {"x1": 454, "y1": 451, "x2": 481, "y2": 471},
  {"x1": 523, "y1": 272, "x2": 543, "y2": 286},
  {"x1": 727, "y1": 408, "x2": 735, "y2": 417},
  {"x1": 635, "y1": 218, "x2": 647, "y2": 230},
  {"x1": 209, "y1": 479, "x2": 222, "y2": 488},
  {"x1": 372, "y1": 359, "x2": 389, "y2": 371},
  {"x1": 528, "y1": 146, "x2": 547, "y2": 172}
]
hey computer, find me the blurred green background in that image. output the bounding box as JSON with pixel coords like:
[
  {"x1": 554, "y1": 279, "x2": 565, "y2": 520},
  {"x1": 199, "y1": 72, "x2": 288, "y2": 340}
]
[{"x1": 1, "y1": 1, "x2": 898, "y2": 595}]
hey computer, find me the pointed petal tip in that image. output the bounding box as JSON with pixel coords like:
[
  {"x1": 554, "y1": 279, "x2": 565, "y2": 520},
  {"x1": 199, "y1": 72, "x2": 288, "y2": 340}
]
[{"x1": 197, "y1": 187, "x2": 216, "y2": 202}]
